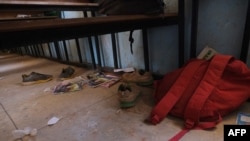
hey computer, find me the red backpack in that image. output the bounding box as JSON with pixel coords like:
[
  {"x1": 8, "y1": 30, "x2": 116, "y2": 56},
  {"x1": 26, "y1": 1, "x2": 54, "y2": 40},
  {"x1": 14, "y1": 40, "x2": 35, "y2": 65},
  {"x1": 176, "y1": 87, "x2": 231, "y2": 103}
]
[{"x1": 146, "y1": 54, "x2": 250, "y2": 140}]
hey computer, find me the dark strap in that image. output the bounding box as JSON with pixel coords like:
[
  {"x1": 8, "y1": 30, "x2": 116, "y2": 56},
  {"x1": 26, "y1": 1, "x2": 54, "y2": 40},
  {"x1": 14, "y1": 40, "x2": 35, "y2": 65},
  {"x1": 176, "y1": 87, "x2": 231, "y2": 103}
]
[
  {"x1": 147, "y1": 59, "x2": 205, "y2": 125},
  {"x1": 129, "y1": 30, "x2": 134, "y2": 54}
]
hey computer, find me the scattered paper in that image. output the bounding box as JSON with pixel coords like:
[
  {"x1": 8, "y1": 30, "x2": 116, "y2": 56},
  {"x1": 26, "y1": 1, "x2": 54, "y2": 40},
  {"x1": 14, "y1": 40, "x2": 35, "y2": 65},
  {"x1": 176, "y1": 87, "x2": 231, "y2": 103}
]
[
  {"x1": 114, "y1": 67, "x2": 135, "y2": 73},
  {"x1": 52, "y1": 76, "x2": 86, "y2": 94},
  {"x1": 53, "y1": 80, "x2": 85, "y2": 94},
  {"x1": 83, "y1": 71, "x2": 120, "y2": 88},
  {"x1": 48, "y1": 116, "x2": 60, "y2": 126}
]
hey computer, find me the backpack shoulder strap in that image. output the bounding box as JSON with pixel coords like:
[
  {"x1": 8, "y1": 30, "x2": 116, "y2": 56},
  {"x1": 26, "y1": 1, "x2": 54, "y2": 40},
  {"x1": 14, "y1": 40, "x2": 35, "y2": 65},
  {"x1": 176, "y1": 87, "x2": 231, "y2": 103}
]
[
  {"x1": 184, "y1": 55, "x2": 232, "y2": 128},
  {"x1": 146, "y1": 59, "x2": 204, "y2": 125},
  {"x1": 169, "y1": 55, "x2": 232, "y2": 141}
]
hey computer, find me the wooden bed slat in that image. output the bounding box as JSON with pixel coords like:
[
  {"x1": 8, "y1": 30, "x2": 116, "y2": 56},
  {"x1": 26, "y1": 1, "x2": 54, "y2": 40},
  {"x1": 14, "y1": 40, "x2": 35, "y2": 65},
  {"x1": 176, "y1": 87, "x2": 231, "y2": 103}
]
[
  {"x1": 0, "y1": 13, "x2": 178, "y2": 49},
  {"x1": 0, "y1": 0, "x2": 98, "y2": 11}
]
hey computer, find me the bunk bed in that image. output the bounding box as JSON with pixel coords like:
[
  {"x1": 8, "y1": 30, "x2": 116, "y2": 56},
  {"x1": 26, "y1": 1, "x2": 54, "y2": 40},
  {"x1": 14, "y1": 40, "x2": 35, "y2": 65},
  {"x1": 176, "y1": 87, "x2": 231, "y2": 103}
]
[
  {"x1": 0, "y1": 0, "x2": 249, "y2": 70},
  {"x1": 0, "y1": 0, "x2": 185, "y2": 71}
]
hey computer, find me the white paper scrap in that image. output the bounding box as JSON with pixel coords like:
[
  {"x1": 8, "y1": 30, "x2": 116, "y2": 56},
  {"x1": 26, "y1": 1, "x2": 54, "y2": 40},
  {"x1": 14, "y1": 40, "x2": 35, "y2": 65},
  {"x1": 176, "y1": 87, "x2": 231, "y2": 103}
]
[
  {"x1": 47, "y1": 116, "x2": 60, "y2": 126},
  {"x1": 114, "y1": 67, "x2": 135, "y2": 73}
]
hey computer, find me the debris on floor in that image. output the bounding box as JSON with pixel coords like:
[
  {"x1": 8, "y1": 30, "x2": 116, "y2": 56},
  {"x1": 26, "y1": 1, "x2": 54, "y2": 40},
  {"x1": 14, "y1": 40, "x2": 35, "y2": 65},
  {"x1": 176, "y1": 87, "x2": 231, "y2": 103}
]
[
  {"x1": 82, "y1": 71, "x2": 120, "y2": 88},
  {"x1": 12, "y1": 127, "x2": 37, "y2": 140},
  {"x1": 51, "y1": 71, "x2": 120, "y2": 94},
  {"x1": 53, "y1": 80, "x2": 85, "y2": 94},
  {"x1": 114, "y1": 67, "x2": 135, "y2": 73},
  {"x1": 47, "y1": 116, "x2": 60, "y2": 126},
  {"x1": 99, "y1": 75, "x2": 120, "y2": 88},
  {"x1": 53, "y1": 76, "x2": 86, "y2": 94}
]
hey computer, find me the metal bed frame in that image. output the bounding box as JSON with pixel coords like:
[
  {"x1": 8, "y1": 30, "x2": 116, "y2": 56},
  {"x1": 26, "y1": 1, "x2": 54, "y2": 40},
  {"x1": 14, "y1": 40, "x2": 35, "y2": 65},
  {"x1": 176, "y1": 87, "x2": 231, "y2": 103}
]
[{"x1": 0, "y1": 0, "x2": 185, "y2": 71}]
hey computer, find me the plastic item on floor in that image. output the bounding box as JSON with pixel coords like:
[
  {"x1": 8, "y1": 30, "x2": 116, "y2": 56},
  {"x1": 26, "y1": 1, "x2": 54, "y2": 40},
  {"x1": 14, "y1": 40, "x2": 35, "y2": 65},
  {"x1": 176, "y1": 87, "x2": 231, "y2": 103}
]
[
  {"x1": 22, "y1": 72, "x2": 53, "y2": 85},
  {"x1": 48, "y1": 116, "x2": 60, "y2": 126},
  {"x1": 12, "y1": 127, "x2": 38, "y2": 140},
  {"x1": 12, "y1": 130, "x2": 26, "y2": 139}
]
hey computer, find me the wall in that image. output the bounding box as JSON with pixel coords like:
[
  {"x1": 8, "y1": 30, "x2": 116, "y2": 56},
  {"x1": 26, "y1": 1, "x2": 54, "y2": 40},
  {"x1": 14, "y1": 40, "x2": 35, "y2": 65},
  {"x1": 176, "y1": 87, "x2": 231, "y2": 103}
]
[
  {"x1": 120, "y1": 0, "x2": 249, "y2": 73},
  {"x1": 196, "y1": 0, "x2": 248, "y2": 58}
]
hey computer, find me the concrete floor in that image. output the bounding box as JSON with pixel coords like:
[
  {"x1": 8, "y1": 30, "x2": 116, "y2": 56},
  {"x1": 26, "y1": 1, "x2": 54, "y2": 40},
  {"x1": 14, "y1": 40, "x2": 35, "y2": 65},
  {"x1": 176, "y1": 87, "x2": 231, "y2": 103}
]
[{"x1": 0, "y1": 53, "x2": 249, "y2": 141}]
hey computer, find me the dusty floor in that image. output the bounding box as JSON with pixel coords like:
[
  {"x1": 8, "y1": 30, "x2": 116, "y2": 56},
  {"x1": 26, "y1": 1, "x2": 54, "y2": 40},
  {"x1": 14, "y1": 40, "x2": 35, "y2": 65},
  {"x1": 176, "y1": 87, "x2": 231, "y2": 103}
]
[{"x1": 0, "y1": 53, "x2": 249, "y2": 141}]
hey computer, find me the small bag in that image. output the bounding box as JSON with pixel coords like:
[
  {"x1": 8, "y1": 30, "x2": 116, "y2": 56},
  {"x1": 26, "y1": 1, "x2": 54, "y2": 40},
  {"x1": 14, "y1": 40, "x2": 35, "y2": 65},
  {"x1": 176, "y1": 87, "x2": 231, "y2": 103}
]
[
  {"x1": 146, "y1": 54, "x2": 250, "y2": 140},
  {"x1": 97, "y1": 0, "x2": 165, "y2": 15}
]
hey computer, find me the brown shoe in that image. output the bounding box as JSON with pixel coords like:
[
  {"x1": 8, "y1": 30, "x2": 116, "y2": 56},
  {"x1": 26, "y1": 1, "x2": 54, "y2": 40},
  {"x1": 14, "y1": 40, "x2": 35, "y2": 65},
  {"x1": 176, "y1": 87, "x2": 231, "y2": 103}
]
[
  {"x1": 118, "y1": 83, "x2": 141, "y2": 108},
  {"x1": 59, "y1": 66, "x2": 75, "y2": 80},
  {"x1": 22, "y1": 72, "x2": 53, "y2": 85},
  {"x1": 122, "y1": 69, "x2": 153, "y2": 86}
]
